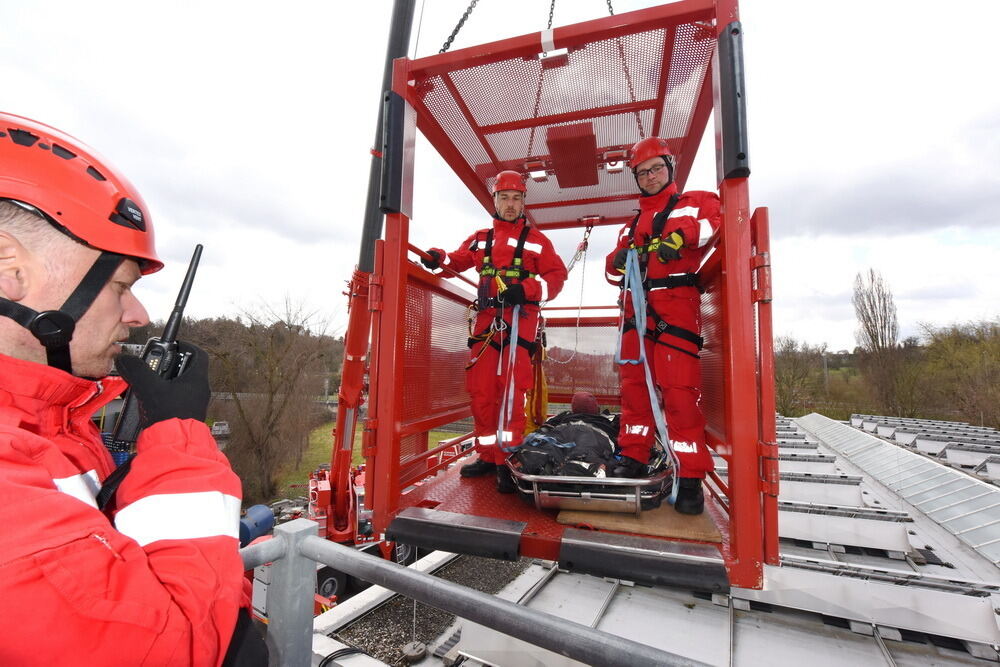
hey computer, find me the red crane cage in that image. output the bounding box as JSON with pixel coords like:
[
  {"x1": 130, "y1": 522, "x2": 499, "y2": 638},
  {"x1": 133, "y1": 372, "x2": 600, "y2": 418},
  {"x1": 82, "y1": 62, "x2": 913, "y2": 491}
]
[{"x1": 319, "y1": 0, "x2": 777, "y2": 590}]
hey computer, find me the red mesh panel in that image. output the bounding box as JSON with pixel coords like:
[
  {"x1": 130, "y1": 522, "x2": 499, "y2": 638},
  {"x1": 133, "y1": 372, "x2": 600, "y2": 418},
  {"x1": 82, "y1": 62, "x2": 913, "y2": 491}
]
[
  {"x1": 400, "y1": 282, "x2": 473, "y2": 430},
  {"x1": 700, "y1": 270, "x2": 726, "y2": 448},
  {"x1": 543, "y1": 322, "x2": 621, "y2": 399},
  {"x1": 410, "y1": 18, "x2": 716, "y2": 225}
]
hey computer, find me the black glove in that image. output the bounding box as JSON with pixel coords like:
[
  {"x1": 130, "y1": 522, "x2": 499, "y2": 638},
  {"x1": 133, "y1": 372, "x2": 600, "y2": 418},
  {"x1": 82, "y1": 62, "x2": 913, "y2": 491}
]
[
  {"x1": 421, "y1": 249, "x2": 443, "y2": 270},
  {"x1": 115, "y1": 342, "x2": 211, "y2": 428},
  {"x1": 612, "y1": 247, "x2": 629, "y2": 272},
  {"x1": 499, "y1": 282, "x2": 527, "y2": 305},
  {"x1": 656, "y1": 229, "x2": 684, "y2": 263}
]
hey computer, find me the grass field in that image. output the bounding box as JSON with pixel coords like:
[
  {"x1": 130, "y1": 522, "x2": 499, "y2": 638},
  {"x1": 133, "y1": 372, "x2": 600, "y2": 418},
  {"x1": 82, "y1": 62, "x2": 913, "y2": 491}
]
[{"x1": 270, "y1": 422, "x2": 467, "y2": 502}]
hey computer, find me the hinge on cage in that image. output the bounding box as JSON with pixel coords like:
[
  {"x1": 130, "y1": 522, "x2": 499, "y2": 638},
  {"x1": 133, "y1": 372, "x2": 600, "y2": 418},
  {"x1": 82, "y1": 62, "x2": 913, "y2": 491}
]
[
  {"x1": 368, "y1": 276, "x2": 383, "y2": 312},
  {"x1": 758, "y1": 440, "x2": 779, "y2": 496},
  {"x1": 750, "y1": 251, "x2": 772, "y2": 304},
  {"x1": 362, "y1": 420, "x2": 378, "y2": 458}
]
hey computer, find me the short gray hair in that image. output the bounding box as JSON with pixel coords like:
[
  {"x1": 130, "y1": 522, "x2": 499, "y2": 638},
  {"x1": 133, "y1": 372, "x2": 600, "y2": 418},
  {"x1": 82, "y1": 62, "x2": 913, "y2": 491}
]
[{"x1": 0, "y1": 200, "x2": 86, "y2": 275}]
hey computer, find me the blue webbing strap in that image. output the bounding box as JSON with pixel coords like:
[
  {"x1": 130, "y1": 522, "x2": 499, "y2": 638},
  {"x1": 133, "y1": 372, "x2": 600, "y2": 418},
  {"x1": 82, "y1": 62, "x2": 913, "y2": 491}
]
[{"x1": 616, "y1": 249, "x2": 680, "y2": 503}]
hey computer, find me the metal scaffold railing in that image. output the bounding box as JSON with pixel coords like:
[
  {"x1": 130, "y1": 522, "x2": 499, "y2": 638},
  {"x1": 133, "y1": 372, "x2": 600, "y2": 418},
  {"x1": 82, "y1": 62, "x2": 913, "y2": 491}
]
[{"x1": 241, "y1": 518, "x2": 707, "y2": 667}]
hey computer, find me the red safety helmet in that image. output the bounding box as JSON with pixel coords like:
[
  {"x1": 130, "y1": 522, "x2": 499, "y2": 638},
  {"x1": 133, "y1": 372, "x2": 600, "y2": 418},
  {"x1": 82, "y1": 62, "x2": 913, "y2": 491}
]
[
  {"x1": 628, "y1": 136, "x2": 672, "y2": 170},
  {"x1": 492, "y1": 170, "x2": 527, "y2": 194},
  {"x1": 0, "y1": 111, "x2": 162, "y2": 273}
]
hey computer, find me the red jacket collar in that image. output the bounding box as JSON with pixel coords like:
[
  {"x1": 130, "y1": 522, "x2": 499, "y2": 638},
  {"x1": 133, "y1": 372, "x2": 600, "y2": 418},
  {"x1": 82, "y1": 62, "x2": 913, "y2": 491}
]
[
  {"x1": 0, "y1": 352, "x2": 125, "y2": 429},
  {"x1": 638, "y1": 183, "x2": 679, "y2": 213}
]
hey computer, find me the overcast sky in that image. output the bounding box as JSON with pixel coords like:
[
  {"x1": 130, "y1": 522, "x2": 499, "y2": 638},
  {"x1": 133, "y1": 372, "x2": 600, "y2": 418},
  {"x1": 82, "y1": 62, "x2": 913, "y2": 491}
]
[{"x1": 2, "y1": 0, "x2": 997, "y2": 352}]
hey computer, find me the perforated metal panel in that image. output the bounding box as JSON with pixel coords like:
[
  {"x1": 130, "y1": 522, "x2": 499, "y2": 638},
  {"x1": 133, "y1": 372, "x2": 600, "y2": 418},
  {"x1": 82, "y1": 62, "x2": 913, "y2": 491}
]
[
  {"x1": 410, "y1": 18, "x2": 716, "y2": 227},
  {"x1": 543, "y1": 321, "x2": 620, "y2": 400},
  {"x1": 401, "y1": 282, "x2": 472, "y2": 426}
]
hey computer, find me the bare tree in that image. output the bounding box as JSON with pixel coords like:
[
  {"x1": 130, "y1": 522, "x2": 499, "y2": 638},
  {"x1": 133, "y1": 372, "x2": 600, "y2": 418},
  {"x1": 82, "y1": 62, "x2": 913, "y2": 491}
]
[
  {"x1": 207, "y1": 301, "x2": 332, "y2": 503},
  {"x1": 852, "y1": 269, "x2": 900, "y2": 413},
  {"x1": 774, "y1": 336, "x2": 825, "y2": 416}
]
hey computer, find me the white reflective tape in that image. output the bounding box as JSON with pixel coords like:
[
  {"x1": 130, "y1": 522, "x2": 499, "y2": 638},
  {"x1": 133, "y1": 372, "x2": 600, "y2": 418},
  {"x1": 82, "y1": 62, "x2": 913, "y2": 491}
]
[
  {"x1": 540, "y1": 28, "x2": 555, "y2": 53},
  {"x1": 115, "y1": 491, "x2": 241, "y2": 547},
  {"x1": 672, "y1": 440, "x2": 699, "y2": 453},
  {"x1": 667, "y1": 206, "x2": 699, "y2": 219},
  {"x1": 508, "y1": 237, "x2": 543, "y2": 254},
  {"x1": 625, "y1": 424, "x2": 650, "y2": 436},
  {"x1": 697, "y1": 218, "x2": 714, "y2": 247},
  {"x1": 53, "y1": 469, "x2": 100, "y2": 508},
  {"x1": 499, "y1": 431, "x2": 514, "y2": 443},
  {"x1": 478, "y1": 435, "x2": 497, "y2": 445},
  {"x1": 537, "y1": 275, "x2": 549, "y2": 301}
]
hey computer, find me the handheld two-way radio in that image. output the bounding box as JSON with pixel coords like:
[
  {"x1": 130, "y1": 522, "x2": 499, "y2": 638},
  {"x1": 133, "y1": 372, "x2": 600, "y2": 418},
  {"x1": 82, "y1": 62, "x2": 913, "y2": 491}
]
[{"x1": 109, "y1": 244, "x2": 203, "y2": 454}]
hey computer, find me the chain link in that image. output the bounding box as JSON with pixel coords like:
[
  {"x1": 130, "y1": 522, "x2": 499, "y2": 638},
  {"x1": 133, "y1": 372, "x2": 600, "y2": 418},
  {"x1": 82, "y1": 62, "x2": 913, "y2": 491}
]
[
  {"x1": 439, "y1": 0, "x2": 480, "y2": 54},
  {"x1": 606, "y1": 0, "x2": 615, "y2": 16},
  {"x1": 547, "y1": 0, "x2": 556, "y2": 30}
]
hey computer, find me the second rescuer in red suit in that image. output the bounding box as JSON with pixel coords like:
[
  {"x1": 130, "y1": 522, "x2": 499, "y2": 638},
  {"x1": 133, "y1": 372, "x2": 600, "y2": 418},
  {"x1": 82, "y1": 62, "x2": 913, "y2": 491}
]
[
  {"x1": 605, "y1": 137, "x2": 720, "y2": 515},
  {"x1": 423, "y1": 170, "x2": 567, "y2": 492}
]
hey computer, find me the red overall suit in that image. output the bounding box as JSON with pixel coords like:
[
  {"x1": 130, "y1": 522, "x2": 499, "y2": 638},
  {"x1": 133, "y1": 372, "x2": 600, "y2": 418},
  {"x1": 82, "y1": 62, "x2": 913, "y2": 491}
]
[
  {"x1": 431, "y1": 216, "x2": 567, "y2": 463},
  {"x1": 0, "y1": 352, "x2": 245, "y2": 666},
  {"x1": 605, "y1": 184, "x2": 720, "y2": 478}
]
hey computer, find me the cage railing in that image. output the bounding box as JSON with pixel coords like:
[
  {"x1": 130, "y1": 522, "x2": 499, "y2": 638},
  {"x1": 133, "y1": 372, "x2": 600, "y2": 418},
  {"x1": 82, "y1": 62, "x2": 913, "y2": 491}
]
[{"x1": 242, "y1": 518, "x2": 707, "y2": 667}]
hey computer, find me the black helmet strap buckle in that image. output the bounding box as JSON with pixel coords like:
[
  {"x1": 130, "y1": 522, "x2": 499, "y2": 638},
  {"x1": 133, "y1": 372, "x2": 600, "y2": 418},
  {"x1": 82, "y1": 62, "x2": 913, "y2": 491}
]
[{"x1": 0, "y1": 251, "x2": 125, "y2": 373}]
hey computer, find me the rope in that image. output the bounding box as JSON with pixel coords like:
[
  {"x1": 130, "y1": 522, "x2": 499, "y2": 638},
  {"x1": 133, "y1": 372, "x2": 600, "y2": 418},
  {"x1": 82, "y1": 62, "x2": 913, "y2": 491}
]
[
  {"x1": 439, "y1": 0, "x2": 480, "y2": 54},
  {"x1": 616, "y1": 249, "x2": 679, "y2": 502},
  {"x1": 497, "y1": 305, "x2": 521, "y2": 451},
  {"x1": 547, "y1": 224, "x2": 593, "y2": 366},
  {"x1": 412, "y1": 0, "x2": 427, "y2": 57}
]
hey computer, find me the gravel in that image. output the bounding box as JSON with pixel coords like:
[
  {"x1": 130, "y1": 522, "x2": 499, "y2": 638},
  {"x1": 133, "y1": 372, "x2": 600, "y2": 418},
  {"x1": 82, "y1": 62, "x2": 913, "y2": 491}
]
[{"x1": 331, "y1": 555, "x2": 530, "y2": 666}]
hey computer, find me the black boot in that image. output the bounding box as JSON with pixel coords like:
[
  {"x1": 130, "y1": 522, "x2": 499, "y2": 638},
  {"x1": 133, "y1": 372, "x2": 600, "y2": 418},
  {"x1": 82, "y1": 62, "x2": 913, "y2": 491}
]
[
  {"x1": 674, "y1": 477, "x2": 704, "y2": 515},
  {"x1": 610, "y1": 456, "x2": 646, "y2": 479},
  {"x1": 460, "y1": 458, "x2": 497, "y2": 477},
  {"x1": 496, "y1": 465, "x2": 516, "y2": 494}
]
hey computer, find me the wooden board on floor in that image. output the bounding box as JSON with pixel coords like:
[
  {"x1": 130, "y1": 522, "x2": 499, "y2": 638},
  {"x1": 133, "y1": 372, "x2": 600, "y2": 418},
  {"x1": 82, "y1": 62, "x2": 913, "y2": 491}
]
[{"x1": 557, "y1": 502, "x2": 722, "y2": 543}]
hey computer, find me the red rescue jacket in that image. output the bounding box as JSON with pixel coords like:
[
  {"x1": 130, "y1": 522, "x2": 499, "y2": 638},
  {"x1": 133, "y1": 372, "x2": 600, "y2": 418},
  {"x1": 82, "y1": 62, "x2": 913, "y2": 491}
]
[
  {"x1": 432, "y1": 216, "x2": 568, "y2": 310},
  {"x1": 0, "y1": 352, "x2": 244, "y2": 666}
]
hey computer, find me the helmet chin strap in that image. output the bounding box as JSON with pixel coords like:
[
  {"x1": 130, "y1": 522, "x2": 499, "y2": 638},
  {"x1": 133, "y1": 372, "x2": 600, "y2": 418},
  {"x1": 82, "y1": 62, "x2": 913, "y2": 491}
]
[{"x1": 0, "y1": 252, "x2": 124, "y2": 373}]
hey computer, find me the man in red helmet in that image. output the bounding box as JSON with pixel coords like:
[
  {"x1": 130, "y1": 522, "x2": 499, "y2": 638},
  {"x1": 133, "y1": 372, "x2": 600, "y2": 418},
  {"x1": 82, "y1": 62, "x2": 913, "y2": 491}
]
[
  {"x1": 0, "y1": 113, "x2": 263, "y2": 665},
  {"x1": 422, "y1": 170, "x2": 568, "y2": 491},
  {"x1": 605, "y1": 136, "x2": 721, "y2": 515}
]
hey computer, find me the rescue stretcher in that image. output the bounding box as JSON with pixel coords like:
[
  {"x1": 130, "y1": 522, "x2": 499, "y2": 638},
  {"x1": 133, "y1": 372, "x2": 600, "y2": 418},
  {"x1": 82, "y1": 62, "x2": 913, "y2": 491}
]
[{"x1": 506, "y1": 439, "x2": 673, "y2": 518}]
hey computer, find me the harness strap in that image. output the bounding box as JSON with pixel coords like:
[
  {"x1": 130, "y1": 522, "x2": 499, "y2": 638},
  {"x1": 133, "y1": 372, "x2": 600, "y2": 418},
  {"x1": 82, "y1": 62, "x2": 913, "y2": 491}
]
[
  {"x1": 642, "y1": 273, "x2": 699, "y2": 290},
  {"x1": 625, "y1": 193, "x2": 681, "y2": 253},
  {"x1": 622, "y1": 314, "x2": 703, "y2": 359}
]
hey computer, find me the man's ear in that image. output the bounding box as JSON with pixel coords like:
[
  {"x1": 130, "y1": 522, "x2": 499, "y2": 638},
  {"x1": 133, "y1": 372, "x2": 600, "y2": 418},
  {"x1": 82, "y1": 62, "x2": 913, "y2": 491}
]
[{"x1": 0, "y1": 231, "x2": 31, "y2": 301}]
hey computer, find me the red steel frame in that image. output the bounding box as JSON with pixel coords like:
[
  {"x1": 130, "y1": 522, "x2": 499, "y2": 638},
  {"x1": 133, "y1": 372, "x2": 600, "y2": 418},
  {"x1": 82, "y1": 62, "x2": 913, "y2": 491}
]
[{"x1": 342, "y1": 0, "x2": 776, "y2": 589}]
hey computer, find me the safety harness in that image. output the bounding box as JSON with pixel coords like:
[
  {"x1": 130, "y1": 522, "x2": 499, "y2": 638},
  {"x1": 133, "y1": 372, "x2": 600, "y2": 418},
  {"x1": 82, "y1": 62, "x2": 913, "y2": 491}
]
[
  {"x1": 467, "y1": 221, "x2": 539, "y2": 368},
  {"x1": 619, "y1": 194, "x2": 703, "y2": 358}
]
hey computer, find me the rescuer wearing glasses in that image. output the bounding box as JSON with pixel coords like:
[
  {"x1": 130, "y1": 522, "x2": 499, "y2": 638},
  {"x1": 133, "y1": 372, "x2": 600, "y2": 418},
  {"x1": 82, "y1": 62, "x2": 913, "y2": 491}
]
[{"x1": 605, "y1": 136, "x2": 721, "y2": 515}]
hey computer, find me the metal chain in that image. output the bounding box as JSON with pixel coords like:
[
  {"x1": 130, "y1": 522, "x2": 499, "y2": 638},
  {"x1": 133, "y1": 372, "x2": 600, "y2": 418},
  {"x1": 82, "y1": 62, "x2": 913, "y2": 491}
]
[
  {"x1": 439, "y1": 0, "x2": 480, "y2": 54},
  {"x1": 547, "y1": 0, "x2": 556, "y2": 31},
  {"x1": 606, "y1": 0, "x2": 615, "y2": 16},
  {"x1": 527, "y1": 0, "x2": 557, "y2": 157}
]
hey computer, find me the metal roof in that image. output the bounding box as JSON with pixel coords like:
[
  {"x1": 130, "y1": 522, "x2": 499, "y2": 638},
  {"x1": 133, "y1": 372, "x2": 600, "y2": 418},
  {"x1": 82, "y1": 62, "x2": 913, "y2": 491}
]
[{"x1": 799, "y1": 413, "x2": 1000, "y2": 567}]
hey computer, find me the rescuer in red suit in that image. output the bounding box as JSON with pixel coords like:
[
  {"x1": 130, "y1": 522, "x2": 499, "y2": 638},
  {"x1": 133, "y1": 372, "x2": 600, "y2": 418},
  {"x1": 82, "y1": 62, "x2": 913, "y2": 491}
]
[
  {"x1": 605, "y1": 137, "x2": 721, "y2": 515},
  {"x1": 422, "y1": 170, "x2": 567, "y2": 492},
  {"x1": 0, "y1": 112, "x2": 264, "y2": 665}
]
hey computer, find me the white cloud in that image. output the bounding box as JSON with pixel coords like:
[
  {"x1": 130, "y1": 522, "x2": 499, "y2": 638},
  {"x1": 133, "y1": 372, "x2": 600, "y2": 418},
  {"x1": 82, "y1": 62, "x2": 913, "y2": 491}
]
[{"x1": 1, "y1": 0, "x2": 997, "y2": 351}]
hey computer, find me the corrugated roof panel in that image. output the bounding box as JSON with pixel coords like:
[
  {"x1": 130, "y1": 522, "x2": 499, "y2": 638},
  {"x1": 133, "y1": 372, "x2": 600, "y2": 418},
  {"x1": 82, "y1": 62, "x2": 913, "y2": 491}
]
[{"x1": 798, "y1": 414, "x2": 1000, "y2": 566}]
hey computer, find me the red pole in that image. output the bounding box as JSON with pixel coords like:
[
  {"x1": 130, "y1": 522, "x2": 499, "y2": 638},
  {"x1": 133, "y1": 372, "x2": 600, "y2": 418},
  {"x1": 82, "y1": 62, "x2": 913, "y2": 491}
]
[{"x1": 752, "y1": 207, "x2": 779, "y2": 565}]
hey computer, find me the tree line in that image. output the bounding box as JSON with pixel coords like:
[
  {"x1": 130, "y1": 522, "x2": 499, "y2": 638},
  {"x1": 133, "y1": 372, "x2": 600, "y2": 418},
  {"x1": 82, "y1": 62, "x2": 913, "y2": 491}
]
[
  {"x1": 128, "y1": 304, "x2": 343, "y2": 504},
  {"x1": 775, "y1": 269, "x2": 999, "y2": 428}
]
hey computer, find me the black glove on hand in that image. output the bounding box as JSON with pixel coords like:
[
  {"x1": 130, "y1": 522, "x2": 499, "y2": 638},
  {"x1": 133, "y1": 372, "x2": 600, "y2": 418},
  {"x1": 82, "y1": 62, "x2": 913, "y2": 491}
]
[
  {"x1": 656, "y1": 230, "x2": 684, "y2": 263},
  {"x1": 612, "y1": 247, "x2": 629, "y2": 272},
  {"x1": 421, "y1": 249, "x2": 443, "y2": 270},
  {"x1": 499, "y1": 282, "x2": 527, "y2": 306},
  {"x1": 115, "y1": 342, "x2": 211, "y2": 429}
]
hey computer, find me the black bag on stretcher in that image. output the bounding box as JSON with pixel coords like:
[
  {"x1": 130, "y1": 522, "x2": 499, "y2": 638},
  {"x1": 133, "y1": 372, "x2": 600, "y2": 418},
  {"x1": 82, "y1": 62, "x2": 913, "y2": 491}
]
[
  {"x1": 508, "y1": 411, "x2": 673, "y2": 513},
  {"x1": 514, "y1": 411, "x2": 619, "y2": 477}
]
